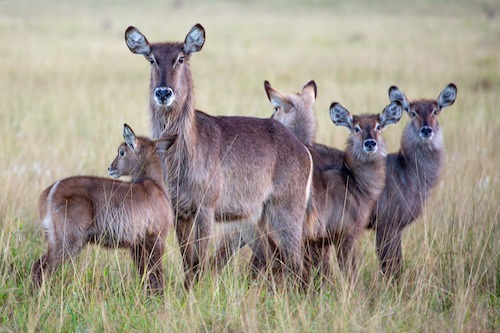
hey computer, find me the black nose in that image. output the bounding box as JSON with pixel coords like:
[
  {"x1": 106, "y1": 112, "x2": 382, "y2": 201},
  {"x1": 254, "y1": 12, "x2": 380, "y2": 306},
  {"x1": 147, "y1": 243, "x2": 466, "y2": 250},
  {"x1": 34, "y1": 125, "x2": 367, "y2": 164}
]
[
  {"x1": 364, "y1": 139, "x2": 377, "y2": 150},
  {"x1": 154, "y1": 87, "x2": 173, "y2": 102},
  {"x1": 420, "y1": 126, "x2": 433, "y2": 138}
]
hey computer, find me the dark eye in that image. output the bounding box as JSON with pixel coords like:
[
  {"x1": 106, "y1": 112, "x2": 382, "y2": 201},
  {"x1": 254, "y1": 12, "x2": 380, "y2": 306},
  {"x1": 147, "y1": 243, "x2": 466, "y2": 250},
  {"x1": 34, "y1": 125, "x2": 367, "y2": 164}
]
[
  {"x1": 274, "y1": 106, "x2": 279, "y2": 113},
  {"x1": 119, "y1": 150, "x2": 125, "y2": 157},
  {"x1": 376, "y1": 124, "x2": 381, "y2": 131},
  {"x1": 411, "y1": 111, "x2": 418, "y2": 118},
  {"x1": 178, "y1": 55, "x2": 185, "y2": 64},
  {"x1": 354, "y1": 126, "x2": 361, "y2": 133}
]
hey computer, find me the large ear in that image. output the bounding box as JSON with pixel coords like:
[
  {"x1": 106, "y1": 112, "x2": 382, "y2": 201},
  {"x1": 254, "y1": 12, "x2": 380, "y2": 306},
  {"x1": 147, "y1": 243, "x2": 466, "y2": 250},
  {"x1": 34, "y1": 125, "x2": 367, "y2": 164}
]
[
  {"x1": 155, "y1": 135, "x2": 177, "y2": 153},
  {"x1": 388, "y1": 85, "x2": 410, "y2": 114},
  {"x1": 264, "y1": 81, "x2": 292, "y2": 111},
  {"x1": 184, "y1": 24, "x2": 205, "y2": 55},
  {"x1": 301, "y1": 80, "x2": 317, "y2": 104},
  {"x1": 380, "y1": 102, "x2": 403, "y2": 128},
  {"x1": 125, "y1": 26, "x2": 152, "y2": 60},
  {"x1": 123, "y1": 124, "x2": 138, "y2": 150},
  {"x1": 329, "y1": 102, "x2": 352, "y2": 130},
  {"x1": 437, "y1": 83, "x2": 457, "y2": 110}
]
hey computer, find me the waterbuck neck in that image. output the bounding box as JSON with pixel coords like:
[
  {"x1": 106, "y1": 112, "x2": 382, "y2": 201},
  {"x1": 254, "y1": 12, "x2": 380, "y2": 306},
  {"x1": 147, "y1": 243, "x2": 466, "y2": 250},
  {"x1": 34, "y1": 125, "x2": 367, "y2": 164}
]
[
  {"x1": 132, "y1": 151, "x2": 169, "y2": 196},
  {"x1": 344, "y1": 137, "x2": 387, "y2": 198},
  {"x1": 400, "y1": 121, "x2": 445, "y2": 190}
]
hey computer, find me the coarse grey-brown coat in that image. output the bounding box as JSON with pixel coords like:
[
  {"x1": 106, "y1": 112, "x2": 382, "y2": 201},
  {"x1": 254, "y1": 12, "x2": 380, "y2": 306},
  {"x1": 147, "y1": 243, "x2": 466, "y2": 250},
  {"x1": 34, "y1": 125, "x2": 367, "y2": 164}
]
[
  {"x1": 368, "y1": 83, "x2": 457, "y2": 276},
  {"x1": 125, "y1": 24, "x2": 313, "y2": 287},
  {"x1": 32, "y1": 125, "x2": 176, "y2": 293}
]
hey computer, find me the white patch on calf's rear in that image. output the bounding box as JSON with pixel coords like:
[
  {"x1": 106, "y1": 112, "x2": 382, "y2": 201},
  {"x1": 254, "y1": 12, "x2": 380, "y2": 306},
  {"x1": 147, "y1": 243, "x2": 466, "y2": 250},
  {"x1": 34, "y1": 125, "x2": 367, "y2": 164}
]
[{"x1": 42, "y1": 180, "x2": 60, "y2": 245}]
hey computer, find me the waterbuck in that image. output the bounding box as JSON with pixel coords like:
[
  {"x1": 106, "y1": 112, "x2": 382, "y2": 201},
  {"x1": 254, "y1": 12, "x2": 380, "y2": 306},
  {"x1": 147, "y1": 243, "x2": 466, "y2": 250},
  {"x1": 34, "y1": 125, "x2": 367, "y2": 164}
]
[
  {"x1": 368, "y1": 83, "x2": 457, "y2": 276},
  {"x1": 213, "y1": 81, "x2": 403, "y2": 281},
  {"x1": 31, "y1": 125, "x2": 175, "y2": 293},
  {"x1": 125, "y1": 24, "x2": 313, "y2": 287}
]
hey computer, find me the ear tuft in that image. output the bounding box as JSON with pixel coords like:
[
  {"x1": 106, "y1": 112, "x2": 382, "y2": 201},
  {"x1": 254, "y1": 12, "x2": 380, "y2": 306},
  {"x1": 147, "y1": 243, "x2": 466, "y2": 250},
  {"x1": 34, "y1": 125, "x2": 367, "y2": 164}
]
[
  {"x1": 437, "y1": 83, "x2": 457, "y2": 110},
  {"x1": 125, "y1": 26, "x2": 152, "y2": 56},
  {"x1": 123, "y1": 124, "x2": 137, "y2": 150},
  {"x1": 380, "y1": 102, "x2": 403, "y2": 127},
  {"x1": 184, "y1": 24, "x2": 205, "y2": 54},
  {"x1": 329, "y1": 102, "x2": 352, "y2": 129}
]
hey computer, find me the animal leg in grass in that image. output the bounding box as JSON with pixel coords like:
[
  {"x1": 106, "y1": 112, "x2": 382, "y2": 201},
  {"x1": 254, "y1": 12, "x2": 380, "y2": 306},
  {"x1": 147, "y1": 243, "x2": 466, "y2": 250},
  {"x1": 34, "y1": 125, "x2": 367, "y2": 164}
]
[
  {"x1": 335, "y1": 234, "x2": 357, "y2": 282},
  {"x1": 376, "y1": 226, "x2": 403, "y2": 277},
  {"x1": 175, "y1": 217, "x2": 196, "y2": 289}
]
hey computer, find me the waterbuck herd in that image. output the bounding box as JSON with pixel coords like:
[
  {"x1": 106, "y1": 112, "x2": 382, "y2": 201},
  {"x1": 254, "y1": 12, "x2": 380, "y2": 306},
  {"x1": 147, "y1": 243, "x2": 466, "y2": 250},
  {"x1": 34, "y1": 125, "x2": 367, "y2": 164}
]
[{"x1": 32, "y1": 24, "x2": 457, "y2": 293}]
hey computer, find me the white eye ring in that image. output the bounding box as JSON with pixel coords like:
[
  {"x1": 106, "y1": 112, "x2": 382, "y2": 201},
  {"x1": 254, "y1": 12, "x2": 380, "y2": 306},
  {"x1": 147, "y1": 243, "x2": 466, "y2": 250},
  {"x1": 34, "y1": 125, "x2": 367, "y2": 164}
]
[
  {"x1": 376, "y1": 124, "x2": 381, "y2": 131},
  {"x1": 354, "y1": 126, "x2": 361, "y2": 133}
]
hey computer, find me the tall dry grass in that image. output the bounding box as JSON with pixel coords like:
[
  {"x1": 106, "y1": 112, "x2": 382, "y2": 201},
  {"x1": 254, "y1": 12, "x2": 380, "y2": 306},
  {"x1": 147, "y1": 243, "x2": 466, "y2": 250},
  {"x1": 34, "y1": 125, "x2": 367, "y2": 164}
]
[{"x1": 0, "y1": 0, "x2": 498, "y2": 331}]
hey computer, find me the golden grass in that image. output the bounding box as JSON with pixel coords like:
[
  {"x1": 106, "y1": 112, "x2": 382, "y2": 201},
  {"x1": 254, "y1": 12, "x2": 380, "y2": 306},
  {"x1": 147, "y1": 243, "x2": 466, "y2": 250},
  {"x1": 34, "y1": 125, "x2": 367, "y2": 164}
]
[{"x1": 0, "y1": 0, "x2": 498, "y2": 331}]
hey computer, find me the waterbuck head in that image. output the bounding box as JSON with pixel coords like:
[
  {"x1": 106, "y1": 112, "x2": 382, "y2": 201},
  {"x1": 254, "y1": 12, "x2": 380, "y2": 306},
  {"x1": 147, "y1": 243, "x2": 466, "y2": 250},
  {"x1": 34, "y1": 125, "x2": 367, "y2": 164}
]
[
  {"x1": 389, "y1": 83, "x2": 457, "y2": 142},
  {"x1": 264, "y1": 80, "x2": 317, "y2": 145},
  {"x1": 108, "y1": 124, "x2": 176, "y2": 180},
  {"x1": 330, "y1": 102, "x2": 403, "y2": 161},
  {"x1": 125, "y1": 24, "x2": 205, "y2": 109}
]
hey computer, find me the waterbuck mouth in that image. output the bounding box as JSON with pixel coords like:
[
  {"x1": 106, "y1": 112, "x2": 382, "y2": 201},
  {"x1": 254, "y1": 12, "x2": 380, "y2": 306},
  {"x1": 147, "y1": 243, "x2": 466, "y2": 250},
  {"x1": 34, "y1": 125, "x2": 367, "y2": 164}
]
[{"x1": 108, "y1": 169, "x2": 120, "y2": 178}]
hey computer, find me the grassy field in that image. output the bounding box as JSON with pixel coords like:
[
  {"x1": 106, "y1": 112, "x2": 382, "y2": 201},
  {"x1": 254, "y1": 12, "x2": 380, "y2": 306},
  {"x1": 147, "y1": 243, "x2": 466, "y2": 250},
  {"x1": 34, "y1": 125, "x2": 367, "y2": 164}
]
[{"x1": 0, "y1": 0, "x2": 498, "y2": 331}]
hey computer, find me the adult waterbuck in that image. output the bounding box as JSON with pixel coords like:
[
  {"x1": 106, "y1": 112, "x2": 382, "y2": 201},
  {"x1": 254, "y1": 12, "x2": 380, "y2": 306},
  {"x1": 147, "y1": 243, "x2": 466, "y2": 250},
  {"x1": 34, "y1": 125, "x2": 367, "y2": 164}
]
[
  {"x1": 368, "y1": 83, "x2": 457, "y2": 276},
  {"x1": 125, "y1": 24, "x2": 313, "y2": 287},
  {"x1": 32, "y1": 125, "x2": 176, "y2": 293}
]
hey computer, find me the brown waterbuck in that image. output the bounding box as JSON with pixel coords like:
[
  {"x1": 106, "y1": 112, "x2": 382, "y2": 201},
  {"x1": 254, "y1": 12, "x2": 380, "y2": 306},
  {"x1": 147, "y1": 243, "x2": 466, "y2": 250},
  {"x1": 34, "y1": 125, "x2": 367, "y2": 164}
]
[
  {"x1": 125, "y1": 24, "x2": 313, "y2": 287},
  {"x1": 31, "y1": 125, "x2": 175, "y2": 293},
  {"x1": 213, "y1": 81, "x2": 403, "y2": 281},
  {"x1": 368, "y1": 83, "x2": 457, "y2": 276}
]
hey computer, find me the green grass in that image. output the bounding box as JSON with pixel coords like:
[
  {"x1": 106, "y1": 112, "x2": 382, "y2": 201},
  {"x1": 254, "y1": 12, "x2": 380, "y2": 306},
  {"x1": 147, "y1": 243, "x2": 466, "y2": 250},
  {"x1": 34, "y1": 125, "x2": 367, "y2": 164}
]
[{"x1": 0, "y1": 0, "x2": 498, "y2": 331}]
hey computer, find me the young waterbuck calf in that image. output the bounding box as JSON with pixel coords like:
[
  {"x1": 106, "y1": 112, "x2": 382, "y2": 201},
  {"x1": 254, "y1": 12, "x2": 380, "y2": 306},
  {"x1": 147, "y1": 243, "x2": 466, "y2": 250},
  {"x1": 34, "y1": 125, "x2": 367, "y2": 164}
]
[
  {"x1": 368, "y1": 83, "x2": 457, "y2": 276},
  {"x1": 31, "y1": 125, "x2": 175, "y2": 293},
  {"x1": 125, "y1": 24, "x2": 313, "y2": 287}
]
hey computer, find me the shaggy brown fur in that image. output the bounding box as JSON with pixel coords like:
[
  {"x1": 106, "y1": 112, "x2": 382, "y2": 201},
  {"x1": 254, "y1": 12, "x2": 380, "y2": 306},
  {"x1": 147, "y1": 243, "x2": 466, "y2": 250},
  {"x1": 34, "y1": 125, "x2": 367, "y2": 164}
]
[{"x1": 31, "y1": 125, "x2": 175, "y2": 293}]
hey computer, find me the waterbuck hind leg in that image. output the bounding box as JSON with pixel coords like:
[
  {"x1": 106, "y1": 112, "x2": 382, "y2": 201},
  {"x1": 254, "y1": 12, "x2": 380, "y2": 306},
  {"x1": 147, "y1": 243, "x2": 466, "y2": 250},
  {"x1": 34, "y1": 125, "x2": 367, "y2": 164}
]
[
  {"x1": 265, "y1": 200, "x2": 305, "y2": 285},
  {"x1": 376, "y1": 226, "x2": 403, "y2": 277},
  {"x1": 131, "y1": 236, "x2": 165, "y2": 294},
  {"x1": 335, "y1": 234, "x2": 357, "y2": 282}
]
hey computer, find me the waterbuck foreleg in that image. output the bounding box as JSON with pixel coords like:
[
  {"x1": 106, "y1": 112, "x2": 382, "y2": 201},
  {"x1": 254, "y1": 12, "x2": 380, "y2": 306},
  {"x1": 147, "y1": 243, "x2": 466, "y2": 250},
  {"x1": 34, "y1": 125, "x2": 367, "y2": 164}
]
[
  {"x1": 175, "y1": 217, "x2": 196, "y2": 289},
  {"x1": 376, "y1": 225, "x2": 403, "y2": 277},
  {"x1": 131, "y1": 235, "x2": 165, "y2": 294},
  {"x1": 191, "y1": 206, "x2": 214, "y2": 284}
]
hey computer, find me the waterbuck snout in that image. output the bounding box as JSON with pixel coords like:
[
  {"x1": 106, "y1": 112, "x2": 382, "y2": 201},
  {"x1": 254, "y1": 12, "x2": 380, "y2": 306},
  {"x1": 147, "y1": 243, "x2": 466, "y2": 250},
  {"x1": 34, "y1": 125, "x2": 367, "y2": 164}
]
[{"x1": 125, "y1": 24, "x2": 205, "y2": 109}]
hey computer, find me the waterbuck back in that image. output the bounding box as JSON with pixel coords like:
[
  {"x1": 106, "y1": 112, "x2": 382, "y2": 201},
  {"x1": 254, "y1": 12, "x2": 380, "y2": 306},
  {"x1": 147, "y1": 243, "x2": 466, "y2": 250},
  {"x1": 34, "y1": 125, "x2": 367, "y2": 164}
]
[
  {"x1": 32, "y1": 125, "x2": 175, "y2": 293},
  {"x1": 125, "y1": 24, "x2": 313, "y2": 287},
  {"x1": 369, "y1": 83, "x2": 457, "y2": 276}
]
